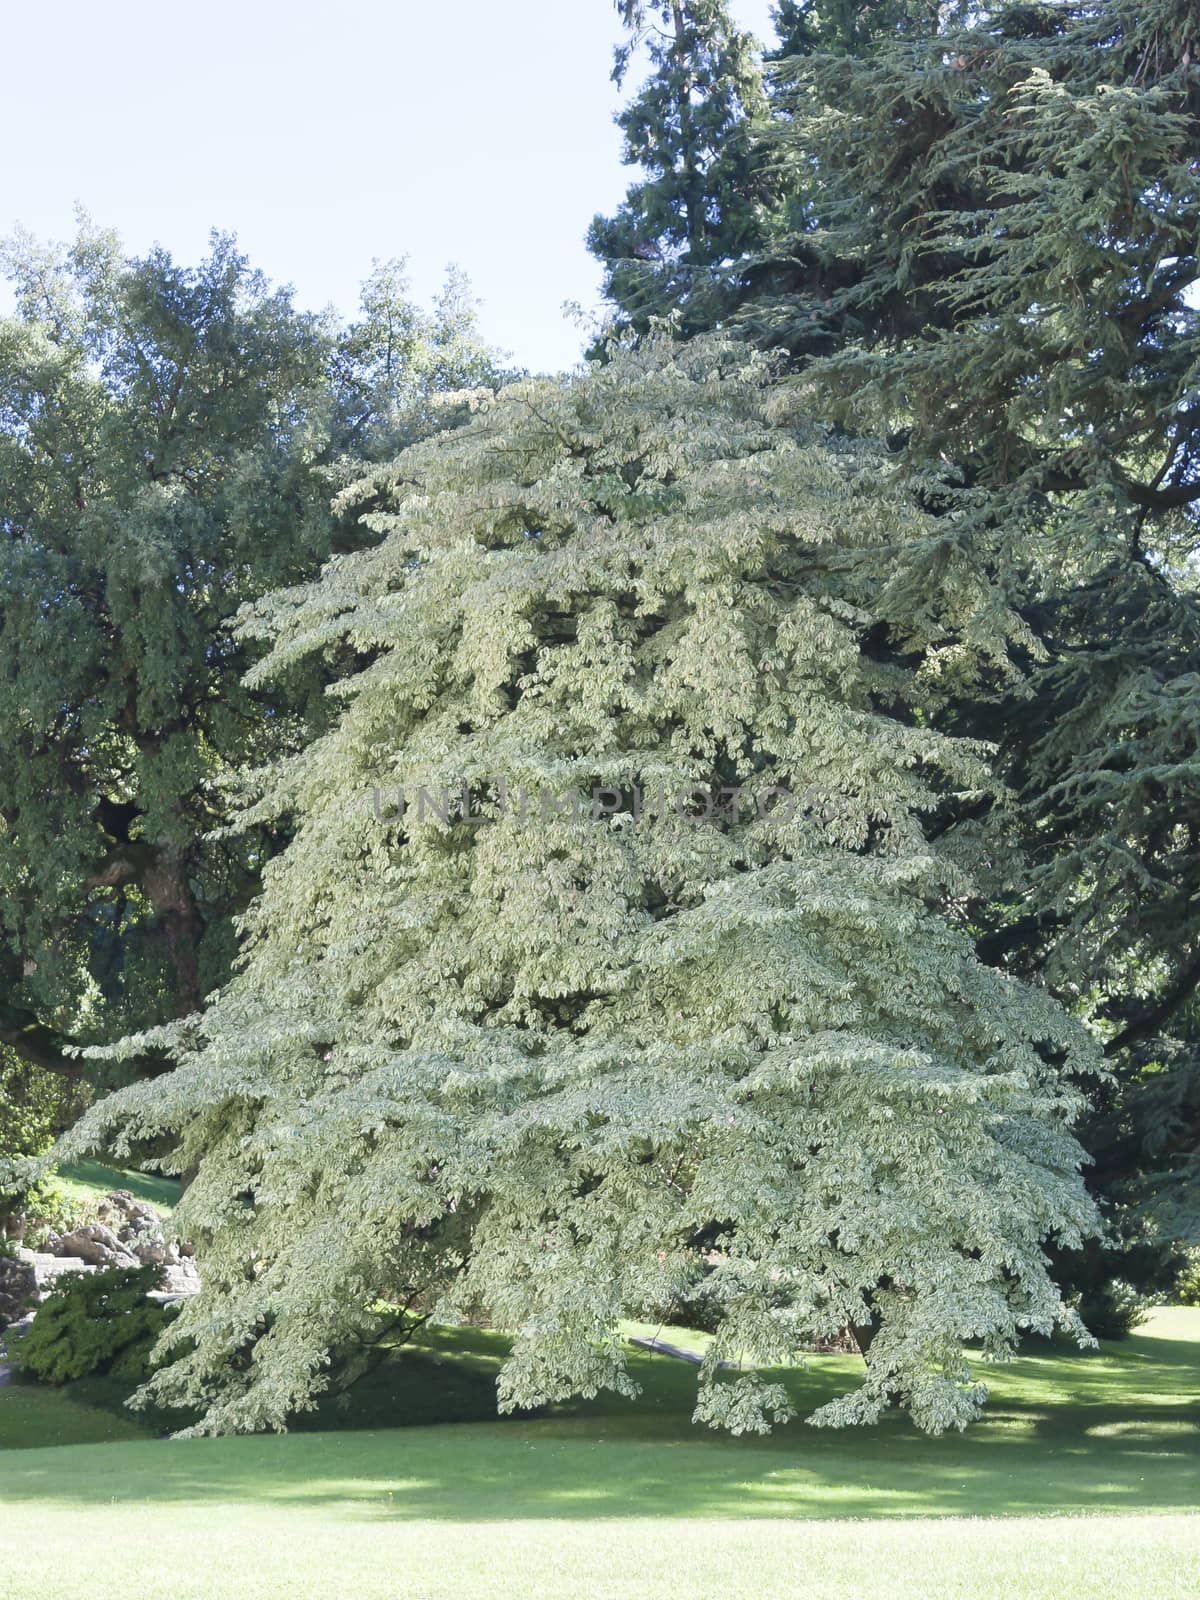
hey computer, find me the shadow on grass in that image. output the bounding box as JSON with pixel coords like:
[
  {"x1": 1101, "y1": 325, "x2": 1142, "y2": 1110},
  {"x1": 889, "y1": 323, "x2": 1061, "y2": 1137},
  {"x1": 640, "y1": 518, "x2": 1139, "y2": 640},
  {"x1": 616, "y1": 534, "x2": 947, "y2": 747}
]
[
  {"x1": 1, "y1": 1316, "x2": 1195, "y2": 1523},
  {"x1": 53, "y1": 1159, "x2": 181, "y2": 1214}
]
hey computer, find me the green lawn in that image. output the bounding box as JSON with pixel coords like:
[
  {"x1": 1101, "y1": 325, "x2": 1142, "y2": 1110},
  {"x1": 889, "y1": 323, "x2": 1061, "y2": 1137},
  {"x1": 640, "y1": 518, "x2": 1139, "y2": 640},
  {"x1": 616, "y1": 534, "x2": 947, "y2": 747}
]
[
  {"x1": 0, "y1": 1309, "x2": 1196, "y2": 1598},
  {"x1": 51, "y1": 1158, "x2": 180, "y2": 1218}
]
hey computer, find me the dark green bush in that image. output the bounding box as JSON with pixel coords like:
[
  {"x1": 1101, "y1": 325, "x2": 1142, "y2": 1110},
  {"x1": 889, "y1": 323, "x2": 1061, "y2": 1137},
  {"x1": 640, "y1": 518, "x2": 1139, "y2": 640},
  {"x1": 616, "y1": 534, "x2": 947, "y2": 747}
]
[
  {"x1": 1072, "y1": 1279, "x2": 1154, "y2": 1341},
  {"x1": 1051, "y1": 1232, "x2": 1179, "y2": 1340},
  {"x1": 1176, "y1": 1249, "x2": 1200, "y2": 1307},
  {"x1": 17, "y1": 1264, "x2": 178, "y2": 1385}
]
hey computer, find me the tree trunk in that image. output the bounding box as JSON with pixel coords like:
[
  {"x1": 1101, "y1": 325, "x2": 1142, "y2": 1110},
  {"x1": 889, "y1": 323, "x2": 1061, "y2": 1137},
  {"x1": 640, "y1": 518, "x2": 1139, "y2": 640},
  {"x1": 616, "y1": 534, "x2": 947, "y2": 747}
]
[
  {"x1": 142, "y1": 847, "x2": 204, "y2": 1017},
  {"x1": 849, "y1": 1317, "x2": 879, "y2": 1359},
  {"x1": 850, "y1": 1311, "x2": 904, "y2": 1407},
  {"x1": 671, "y1": 0, "x2": 706, "y2": 254}
]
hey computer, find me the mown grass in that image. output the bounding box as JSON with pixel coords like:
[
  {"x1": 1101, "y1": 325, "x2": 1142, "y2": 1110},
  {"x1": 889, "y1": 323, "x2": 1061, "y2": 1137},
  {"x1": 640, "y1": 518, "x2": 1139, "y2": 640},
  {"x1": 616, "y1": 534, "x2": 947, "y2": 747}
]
[
  {"x1": 0, "y1": 1504, "x2": 1195, "y2": 1600},
  {"x1": 51, "y1": 1159, "x2": 180, "y2": 1218},
  {"x1": 0, "y1": 1309, "x2": 1195, "y2": 1598},
  {"x1": 1, "y1": 1308, "x2": 1196, "y2": 1504}
]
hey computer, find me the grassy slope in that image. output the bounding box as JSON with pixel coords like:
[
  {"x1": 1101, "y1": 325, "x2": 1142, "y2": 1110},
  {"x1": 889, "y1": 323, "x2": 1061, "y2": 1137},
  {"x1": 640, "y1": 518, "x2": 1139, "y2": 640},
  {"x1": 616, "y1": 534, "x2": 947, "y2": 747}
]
[
  {"x1": 51, "y1": 1159, "x2": 180, "y2": 1218},
  {"x1": 0, "y1": 1310, "x2": 1196, "y2": 1598}
]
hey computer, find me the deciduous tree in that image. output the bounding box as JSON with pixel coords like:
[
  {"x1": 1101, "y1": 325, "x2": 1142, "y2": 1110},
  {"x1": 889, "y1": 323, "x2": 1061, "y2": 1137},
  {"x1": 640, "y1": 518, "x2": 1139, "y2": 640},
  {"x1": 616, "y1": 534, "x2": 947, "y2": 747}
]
[
  {"x1": 0, "y1": 224, "x2": 505, "y2": 1094},
  {"x1": 59, "y1": 339, "x2": 1100, "y2": 1436}
]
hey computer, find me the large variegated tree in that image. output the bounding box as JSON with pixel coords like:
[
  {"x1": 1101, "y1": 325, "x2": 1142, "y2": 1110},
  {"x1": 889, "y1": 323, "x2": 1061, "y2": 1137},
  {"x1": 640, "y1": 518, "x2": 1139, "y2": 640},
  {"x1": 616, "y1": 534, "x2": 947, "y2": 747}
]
[{"x1": 58, "y1": 339, "x2": 1099, "y2": 1436}]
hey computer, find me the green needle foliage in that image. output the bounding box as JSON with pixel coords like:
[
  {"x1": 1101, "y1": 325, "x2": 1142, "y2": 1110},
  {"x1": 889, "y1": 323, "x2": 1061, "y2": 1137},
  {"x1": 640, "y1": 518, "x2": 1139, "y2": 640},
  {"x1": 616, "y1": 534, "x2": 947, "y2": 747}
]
[
  {"x1": 591, "y1": 1, "x2": 1199, "y2": 1282},
  {"x1": 763, "y1": 0, "x2": 1200, "y2": 1249},
  {"x1": 61, "y1": 338, "x2": 1099, "y2": 1436},
  {"x1": 17, "y1": 1264, "x2": 175, "y2": 1386},
  {"x1": 591, "y1": 1, "x2": 965, "y2": 349},
  {"x1": 588, "y1": 1, "x2": 770, "y2": 337}
]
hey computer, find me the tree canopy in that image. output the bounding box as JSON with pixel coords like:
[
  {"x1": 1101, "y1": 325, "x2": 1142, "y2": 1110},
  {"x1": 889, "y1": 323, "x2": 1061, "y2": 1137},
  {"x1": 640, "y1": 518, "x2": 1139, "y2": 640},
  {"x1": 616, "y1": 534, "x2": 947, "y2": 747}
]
[
  {"x1": 764, "y1": 0, "x2": 1200, "y2": 1250},
  {"x1": 0, "y1": 224, "x2": 507, "y2": 1090},
  {"x1": 588, "y1": 0, "x2": 769, "y2": 337},
  {"x1": 59, "y1": 339, "x2": 1099, "y2": 1436},
  {"x1": 5, "y1": 0, "x2": 1194, "y2": 1441},
  {"x1": 595, "y1": 0, "x2": 1200, "y2": 1279}
]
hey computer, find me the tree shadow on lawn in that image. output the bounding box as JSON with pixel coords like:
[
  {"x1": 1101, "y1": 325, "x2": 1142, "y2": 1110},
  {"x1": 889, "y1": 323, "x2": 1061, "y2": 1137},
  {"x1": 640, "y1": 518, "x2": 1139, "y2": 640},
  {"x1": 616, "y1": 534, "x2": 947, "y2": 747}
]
[
  {"x1": 1, "y1": 1319, "x2": 1195, "y2": 1524},
  {"x1": 53, "y1": 1159, "x2": 180, "y2": 1214}
]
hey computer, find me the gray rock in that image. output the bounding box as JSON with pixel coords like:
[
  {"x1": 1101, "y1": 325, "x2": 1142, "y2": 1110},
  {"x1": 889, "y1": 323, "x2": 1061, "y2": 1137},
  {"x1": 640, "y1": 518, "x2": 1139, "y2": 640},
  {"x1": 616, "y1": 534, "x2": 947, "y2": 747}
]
[
  {"x1": 159, "y1": 1259, "x2": 200, "y2": 1297},
  {"x1": 19, "y1": 1253, "x2": 96, "y2": 1299},
  {"x1": 98, "y1": 1190, "x2": 163, "y2": 1230},
  {"x1": 53, "y1": 1224, "x2": 140, "y2": 1270},
  {"x1": 0, "y1": 1253, "x2": 37, "y2": 1322},
  {"x1": 24, "y1": 1189, "x2": 200, "y2": 1306}
]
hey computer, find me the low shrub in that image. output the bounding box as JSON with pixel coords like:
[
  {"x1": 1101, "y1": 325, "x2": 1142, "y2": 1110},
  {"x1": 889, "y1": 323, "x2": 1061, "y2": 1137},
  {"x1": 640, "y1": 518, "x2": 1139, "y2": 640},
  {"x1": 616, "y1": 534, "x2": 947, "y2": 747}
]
[
  {"x1": 1176, "y1": 1248, "x2": 1200, "y2": 1307},
  {"x1": 17, "y1": 1264, "x2": 178, "y2": 1385},
  {"x1": 1074, "y1": 1278, "x2": 1155, "y2": 1341}
]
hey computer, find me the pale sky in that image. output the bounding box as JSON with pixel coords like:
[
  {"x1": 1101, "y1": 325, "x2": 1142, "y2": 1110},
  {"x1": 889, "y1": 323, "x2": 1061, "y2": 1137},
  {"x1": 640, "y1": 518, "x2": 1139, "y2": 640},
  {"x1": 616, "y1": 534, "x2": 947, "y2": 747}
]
[{"x1": 3, "y1": 0, "x2": 779, "y2": 372}]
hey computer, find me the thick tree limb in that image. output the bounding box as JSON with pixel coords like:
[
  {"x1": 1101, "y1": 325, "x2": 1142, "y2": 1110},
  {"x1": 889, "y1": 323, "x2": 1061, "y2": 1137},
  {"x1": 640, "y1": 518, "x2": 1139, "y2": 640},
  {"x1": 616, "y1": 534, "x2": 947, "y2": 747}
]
[
  {"x1": 1105, "y1": 948, "x2": 1200, "y2": 1058},
  {"x1": 0, "y1": 980, "x2": 175, "y2": 1083},
  {"x1": 0, "y1": 1016, "x2": 89, "y2": 1081}
]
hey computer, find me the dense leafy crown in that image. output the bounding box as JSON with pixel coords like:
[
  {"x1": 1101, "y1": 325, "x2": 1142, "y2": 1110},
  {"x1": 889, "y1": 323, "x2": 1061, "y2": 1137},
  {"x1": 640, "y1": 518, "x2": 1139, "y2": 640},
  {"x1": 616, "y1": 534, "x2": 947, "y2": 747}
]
[
  {"x1": 0, "y1": 224, "x2": 333, "y2": 1061},
  {"x1": 0, "y1": 225, "x2": 507, "y2": 1086},
  {"x1": 62, "y1": 340, "x2": 1099, "y2": 1436}
]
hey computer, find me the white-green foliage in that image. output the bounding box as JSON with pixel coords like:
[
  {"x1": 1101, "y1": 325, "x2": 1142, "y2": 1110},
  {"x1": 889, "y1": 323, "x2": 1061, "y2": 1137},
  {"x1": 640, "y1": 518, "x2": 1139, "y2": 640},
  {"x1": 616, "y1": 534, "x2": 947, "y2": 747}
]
[{"x1": 59, "y1": 338, "x2": 1100, "y2": 1436}]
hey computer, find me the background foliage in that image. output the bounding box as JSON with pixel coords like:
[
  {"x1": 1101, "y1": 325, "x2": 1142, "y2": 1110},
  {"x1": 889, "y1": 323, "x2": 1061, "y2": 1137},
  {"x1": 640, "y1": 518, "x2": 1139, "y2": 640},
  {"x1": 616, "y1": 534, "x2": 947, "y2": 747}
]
[
  {"x1": 0, "y1": 223, "x2": 508, "y2": 1099},
  {"x1": 592, "y1": 0, "x2": 1200, "y2": 1305}
]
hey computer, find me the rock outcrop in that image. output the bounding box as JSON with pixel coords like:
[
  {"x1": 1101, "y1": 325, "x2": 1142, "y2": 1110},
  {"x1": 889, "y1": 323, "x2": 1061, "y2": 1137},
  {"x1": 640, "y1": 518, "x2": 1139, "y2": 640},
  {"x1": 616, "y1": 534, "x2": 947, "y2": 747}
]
[
  {"x1": 0, "y1": 1252, "x2": 37, "y2": 1323},
  {"x1": 50, "y1": 1222, "x2": 140, "y2": 1270},
  {"x1": 25, "y1": 1189, "x2": 199, "y2": 1300}
]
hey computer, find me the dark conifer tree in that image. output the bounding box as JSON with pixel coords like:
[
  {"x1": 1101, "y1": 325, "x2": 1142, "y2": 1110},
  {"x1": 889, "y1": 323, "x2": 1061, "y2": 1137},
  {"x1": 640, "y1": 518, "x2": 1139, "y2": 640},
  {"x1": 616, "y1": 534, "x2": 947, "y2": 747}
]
[
  {"x1": 588, "y1": 1, "x2": 769, "y2": 336},
  {"x1": 762, "y1": 0, "x2": 1200, "y2": 1290}
]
